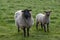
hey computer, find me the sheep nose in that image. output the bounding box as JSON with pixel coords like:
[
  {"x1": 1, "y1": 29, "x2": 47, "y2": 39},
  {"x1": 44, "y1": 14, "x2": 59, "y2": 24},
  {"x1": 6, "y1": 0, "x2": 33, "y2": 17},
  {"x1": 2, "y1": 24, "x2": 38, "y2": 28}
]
[
  {"x1": 25, "y1": 14, "x2": 31, "y2": 19},
  {"x1": 47, "y1": 14, "x2": 49, "y2": 16}
]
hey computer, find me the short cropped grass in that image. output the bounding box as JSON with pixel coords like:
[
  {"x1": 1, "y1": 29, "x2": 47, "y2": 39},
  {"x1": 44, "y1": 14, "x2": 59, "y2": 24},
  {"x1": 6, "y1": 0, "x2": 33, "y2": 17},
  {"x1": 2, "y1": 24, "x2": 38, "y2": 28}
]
[{"x1": 0, "y1": 0, "x2": 60, "y2": 40}]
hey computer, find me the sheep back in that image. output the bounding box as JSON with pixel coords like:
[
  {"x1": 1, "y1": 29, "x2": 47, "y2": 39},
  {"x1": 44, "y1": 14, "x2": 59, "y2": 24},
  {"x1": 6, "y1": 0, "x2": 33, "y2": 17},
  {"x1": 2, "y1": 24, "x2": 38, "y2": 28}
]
[
  {"x1": 36, "y1": 13, "x2": 50, "y2": 24},
  {"x1": 36, "y1": 13, "x2": 45, "y2": 23}
]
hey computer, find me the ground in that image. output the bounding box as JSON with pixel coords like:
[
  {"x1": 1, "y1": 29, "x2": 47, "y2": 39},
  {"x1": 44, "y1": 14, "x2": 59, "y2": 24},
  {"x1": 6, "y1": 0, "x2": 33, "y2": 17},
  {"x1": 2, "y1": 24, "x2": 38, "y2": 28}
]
[{"x1": 0, "y1": 0, "x2": 60, "y2": 40}]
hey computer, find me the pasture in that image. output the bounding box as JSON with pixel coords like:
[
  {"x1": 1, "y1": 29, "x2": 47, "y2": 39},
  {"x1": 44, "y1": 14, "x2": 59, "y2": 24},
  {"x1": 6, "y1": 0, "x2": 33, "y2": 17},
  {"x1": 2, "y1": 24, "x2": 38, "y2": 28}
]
[{"x1": 0, "y1": 0, "x2": 60, "y2": 40}]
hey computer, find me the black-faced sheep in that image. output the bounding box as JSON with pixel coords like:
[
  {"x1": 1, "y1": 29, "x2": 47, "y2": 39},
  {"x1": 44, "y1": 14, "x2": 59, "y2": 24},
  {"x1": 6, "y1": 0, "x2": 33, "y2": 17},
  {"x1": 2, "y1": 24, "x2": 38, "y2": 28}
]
[
  {"x1": 14, "y1": 9, "x2": 34, "y2": 37},
  {"x1": 36, "y1": 10, "x2": 52, "y2": 32}
]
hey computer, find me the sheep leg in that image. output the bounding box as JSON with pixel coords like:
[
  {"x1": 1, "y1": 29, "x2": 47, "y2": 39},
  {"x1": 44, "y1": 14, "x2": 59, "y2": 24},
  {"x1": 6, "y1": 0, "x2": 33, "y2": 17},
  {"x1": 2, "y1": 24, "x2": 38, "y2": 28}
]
[
  {"x1": 36, "y1": 22, "x2": 39, "y2": 30},
  {"x1": 41, "y1": 23, "x2": 43, "y2": 29},
  {"x1": 17, "y1": 24, "x2": 20, "y2": 32},
  {"x1": 18, "y1": 26, "x2": 20, "y2": 32},
  {"x1": 43, "y1": 24, "x2": 46, "y2": 32},
  {"x1": 47, "y1": 23, "x2": 49, "y2": 32},
  {"x1": 23, "y1": 27, "x2": 26, "y2": 37},
  {"x1": 27, "y1": 27, "x2": 30, "y2": 37}
]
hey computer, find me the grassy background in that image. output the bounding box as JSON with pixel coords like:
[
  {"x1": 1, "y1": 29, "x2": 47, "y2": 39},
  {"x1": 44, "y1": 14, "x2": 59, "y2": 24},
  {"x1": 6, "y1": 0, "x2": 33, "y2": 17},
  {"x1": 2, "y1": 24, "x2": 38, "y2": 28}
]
[{"x1": 0, "y1": 0, "x2": 60, "y2": 40}]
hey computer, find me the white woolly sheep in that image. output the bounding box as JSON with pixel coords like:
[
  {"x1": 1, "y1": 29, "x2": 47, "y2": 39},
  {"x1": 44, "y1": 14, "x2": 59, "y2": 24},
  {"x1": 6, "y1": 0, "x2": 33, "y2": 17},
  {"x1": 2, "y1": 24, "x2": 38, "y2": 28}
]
[
  {"x1": 14, "y1": 9, "x2": 34, "y2": 37},
  {"x1": 36, "y1": 10, "x2": 52, "y2": 32}
]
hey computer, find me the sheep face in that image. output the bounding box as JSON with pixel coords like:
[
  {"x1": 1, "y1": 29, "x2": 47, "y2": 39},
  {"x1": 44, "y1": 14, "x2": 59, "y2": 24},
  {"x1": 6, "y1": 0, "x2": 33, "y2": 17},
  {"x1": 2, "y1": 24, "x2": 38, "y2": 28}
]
[
  {"x1": 44, "y1": 11, "x2": 52, "y2": 16},
  {"x1": 22, "y1": 9, "x2": 32, "y2": 19}
]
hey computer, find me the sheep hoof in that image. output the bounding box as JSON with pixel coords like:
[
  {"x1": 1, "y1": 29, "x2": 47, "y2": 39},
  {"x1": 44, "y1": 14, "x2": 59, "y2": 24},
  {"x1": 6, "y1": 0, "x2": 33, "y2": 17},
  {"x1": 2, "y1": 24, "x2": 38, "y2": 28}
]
[
  {"x1": 18, "y1": 30, "x2": 20, "y2": 32},
  {"x1": 27, "y1": 35, "x2": 29, "y2": 37},
  {"x1": 24, "y1": 35, "x2": 26, "y2": 37},
  {"x1": 47, "y1": 30, "x2": 49, "y2": 32},
  {"x1": 45, "y1": 31, "x2": 46, "y2": 32},
  {"x1": 47, "y1": 29, "x2": 49, "y2": 32},
  {"x1": 44, "y1": 30, "x2": 46, "y2": 32},
  {"x1": 24, "y1": 33, "x2": 26, "y2": 37},
  {"x1": 36, "y1": 29, "x2": 38, "y2": 30}
]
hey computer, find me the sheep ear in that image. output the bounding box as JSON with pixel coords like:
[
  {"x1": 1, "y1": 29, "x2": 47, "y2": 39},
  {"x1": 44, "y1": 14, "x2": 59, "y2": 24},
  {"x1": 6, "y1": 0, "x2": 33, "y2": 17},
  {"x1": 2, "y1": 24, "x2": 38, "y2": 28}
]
[
  {"x1": 22, "y1": 10, "x2": 24, "y2": 12},
  {"x1": 29, "y1": 10, "x2": 32, "y2": 11},
  {"x1": 44, "y1": 11, "x2": 46, "y2": 12},
  {"x1": 50, "y1": 11, "x2": 52, "y2": 12}
]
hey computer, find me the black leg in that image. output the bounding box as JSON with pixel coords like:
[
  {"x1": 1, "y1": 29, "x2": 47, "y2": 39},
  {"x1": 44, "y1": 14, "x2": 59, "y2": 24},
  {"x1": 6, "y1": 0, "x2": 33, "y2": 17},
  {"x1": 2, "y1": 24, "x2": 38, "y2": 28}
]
[
  {"x1": 17, "y1": 24, "x2": 20, "y2": 32},
  {"x1": 18, "y1": 26, "x2": 20, "y2": 32},
  {"x1": 47, "y1": 23, "x2": 49, "y2": 32},
  {"x1": 36, "y1": 22, "x2": 39, "y2": 30},
  {"x1": 43, "y1": 24, "x2": 46, "y2": 32},
  {"x1": 41, "y1": 23, "x2": 43, "y2": 29},
  {"x1": 27, "y1": 28, "x2": 30, "y2": 37},
  {"x1": 23, "y1": 27, "x2": 26, "y2": 37}
]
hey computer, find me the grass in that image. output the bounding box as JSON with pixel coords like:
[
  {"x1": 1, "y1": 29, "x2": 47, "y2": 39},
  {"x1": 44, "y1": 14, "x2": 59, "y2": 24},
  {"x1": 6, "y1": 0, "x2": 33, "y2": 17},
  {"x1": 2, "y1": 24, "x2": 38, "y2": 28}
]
[{"x1": 0, "y1": 0, "x2": 60, "y2": 40}]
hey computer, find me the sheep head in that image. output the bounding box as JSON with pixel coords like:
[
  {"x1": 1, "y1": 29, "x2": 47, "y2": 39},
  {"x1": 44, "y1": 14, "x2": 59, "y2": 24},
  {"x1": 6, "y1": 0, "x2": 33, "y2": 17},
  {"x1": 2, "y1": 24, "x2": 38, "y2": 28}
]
[
  {"x1": 22, "y1": 9, "x2": 32, "y2": 19},
  {"x1": 44, "y1": 11, "x2": 52, "y2": 16}
]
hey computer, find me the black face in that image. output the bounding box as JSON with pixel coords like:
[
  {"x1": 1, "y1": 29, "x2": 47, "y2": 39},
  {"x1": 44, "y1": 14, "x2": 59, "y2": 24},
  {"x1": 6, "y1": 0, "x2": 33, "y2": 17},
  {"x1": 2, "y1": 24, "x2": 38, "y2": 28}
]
[
  {"x1": 44, "y1": 11, "x2": 52, "y2": 16},
  {"x1": 22, "y1": 9, "x2": 32, "y2": 19}
]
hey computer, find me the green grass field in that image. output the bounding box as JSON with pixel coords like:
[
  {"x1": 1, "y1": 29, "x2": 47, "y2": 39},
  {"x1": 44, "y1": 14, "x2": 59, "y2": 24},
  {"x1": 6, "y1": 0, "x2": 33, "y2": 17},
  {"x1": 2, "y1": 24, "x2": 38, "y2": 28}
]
[{"x1": 0, "y1": 0, "x2": 60, "y2": 40}]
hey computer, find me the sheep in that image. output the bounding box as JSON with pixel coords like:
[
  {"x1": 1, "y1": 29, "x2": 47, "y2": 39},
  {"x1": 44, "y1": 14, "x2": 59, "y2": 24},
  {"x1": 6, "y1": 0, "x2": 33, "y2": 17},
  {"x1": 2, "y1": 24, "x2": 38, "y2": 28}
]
[
  {"x1": 36, "y1": 10, "x2": 52, "y2": 32},
  {"x1": 14, "y1": 9, "x2": 34, "y2": 37}
]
